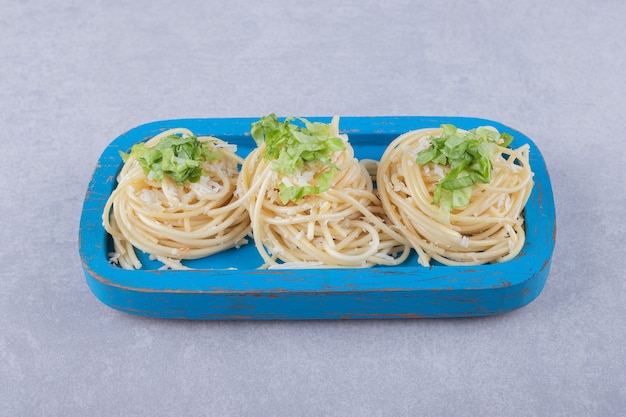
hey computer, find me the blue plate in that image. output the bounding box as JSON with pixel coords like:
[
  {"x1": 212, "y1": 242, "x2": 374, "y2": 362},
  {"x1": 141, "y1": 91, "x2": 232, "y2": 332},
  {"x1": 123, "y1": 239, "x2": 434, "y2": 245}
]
[{"x1": 79, "y1": 116, "x2": 556, "y2": 319}]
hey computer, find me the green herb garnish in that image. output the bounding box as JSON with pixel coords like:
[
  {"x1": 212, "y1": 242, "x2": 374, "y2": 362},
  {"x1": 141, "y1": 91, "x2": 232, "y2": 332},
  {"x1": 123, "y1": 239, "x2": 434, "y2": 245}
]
[
  {"x1": 250, "y1": 114, "x2": 345, "y2": 203},
  {"x1": 121, "y1": 134, "x2": 221, "y2": 185},
  {"x1": 416, "y1": 124, "x2": 513, "y2": 214}
]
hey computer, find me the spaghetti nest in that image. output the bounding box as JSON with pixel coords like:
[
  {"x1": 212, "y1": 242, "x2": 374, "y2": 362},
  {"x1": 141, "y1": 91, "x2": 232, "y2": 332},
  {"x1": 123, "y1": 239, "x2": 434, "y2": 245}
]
[
  {"x1": 237, "y1": 118, "x2": 409, "y2": 269},
  {"x1": 377, "y1": 126, "x2": 534, "y2": 267},
  {"x1": 103, "y1": 128, "x2": 251, "y2": 270}
]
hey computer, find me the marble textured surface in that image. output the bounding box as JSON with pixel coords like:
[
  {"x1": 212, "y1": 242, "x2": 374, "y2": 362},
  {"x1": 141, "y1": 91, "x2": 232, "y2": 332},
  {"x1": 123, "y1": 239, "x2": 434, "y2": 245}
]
[{"x1": 1, "y1": 0, "x2": 625, "y2": 415}]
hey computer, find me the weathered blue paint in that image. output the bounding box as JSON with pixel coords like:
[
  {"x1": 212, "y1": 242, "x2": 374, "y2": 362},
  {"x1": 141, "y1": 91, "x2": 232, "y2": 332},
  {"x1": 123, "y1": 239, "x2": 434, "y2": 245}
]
[{"x1": 79, "y1": 116, "x2": 556, "y2": 319}]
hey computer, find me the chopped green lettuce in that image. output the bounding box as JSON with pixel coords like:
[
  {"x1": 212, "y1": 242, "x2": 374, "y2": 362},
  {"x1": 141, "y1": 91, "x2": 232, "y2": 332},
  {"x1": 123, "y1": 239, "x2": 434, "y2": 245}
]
[
  {"x1": 251, "y1": 114, "x2": 345, "y2": 203},
  {"x1": 121, "y1": 134, "x2": 221, "y2": 185},
  {"x1": 277, "y1": 168, "x2": 335, "y2": 204},
  {"x1": 416, "y1": 124, "x2": 513, "y2": 213}
]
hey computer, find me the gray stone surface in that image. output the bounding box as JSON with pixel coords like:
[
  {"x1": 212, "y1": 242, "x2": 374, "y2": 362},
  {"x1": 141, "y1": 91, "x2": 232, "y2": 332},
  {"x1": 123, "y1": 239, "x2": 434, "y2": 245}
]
[{"x1": 1, "y1": 0, "x2": 625, "y2": 415}]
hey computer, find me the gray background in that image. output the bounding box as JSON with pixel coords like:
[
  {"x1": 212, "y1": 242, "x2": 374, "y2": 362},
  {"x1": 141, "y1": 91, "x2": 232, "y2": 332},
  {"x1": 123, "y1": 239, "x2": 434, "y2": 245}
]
[{"x1": 1, "y1": 0, "x2": 625, "y2": 416}]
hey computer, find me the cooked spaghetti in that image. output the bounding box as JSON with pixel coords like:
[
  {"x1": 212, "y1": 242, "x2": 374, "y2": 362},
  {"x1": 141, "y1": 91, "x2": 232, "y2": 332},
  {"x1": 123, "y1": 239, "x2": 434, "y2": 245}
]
[
  {"x1": 103, "y1": 128, "x2": 251, "y2": 270},
  {"x1": 237, "y1": 114, "x2": 410, "y2": 269},
  {"x1": 377, "y1": 125, "x2": 534, "y2": 266}
]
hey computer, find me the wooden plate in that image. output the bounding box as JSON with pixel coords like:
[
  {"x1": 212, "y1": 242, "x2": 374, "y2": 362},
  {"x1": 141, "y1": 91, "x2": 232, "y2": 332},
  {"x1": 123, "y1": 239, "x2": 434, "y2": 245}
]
[{"x1": 79, "y1": 116, "x2": 556, "y2": 319}]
